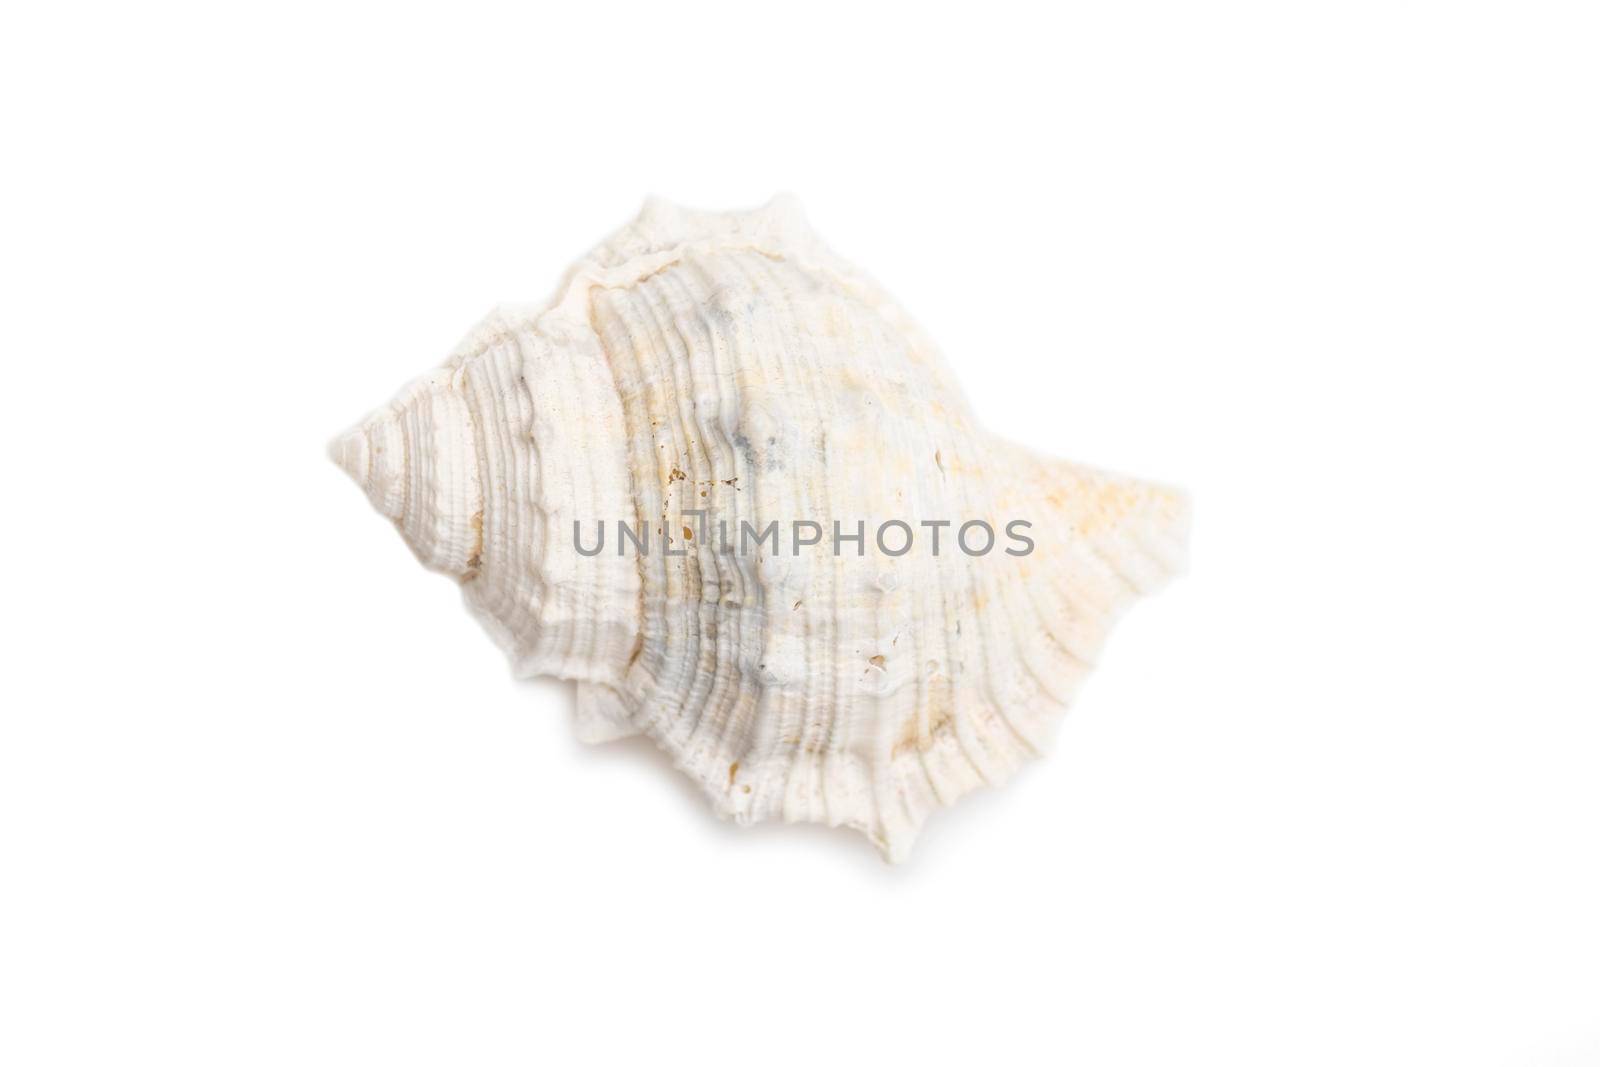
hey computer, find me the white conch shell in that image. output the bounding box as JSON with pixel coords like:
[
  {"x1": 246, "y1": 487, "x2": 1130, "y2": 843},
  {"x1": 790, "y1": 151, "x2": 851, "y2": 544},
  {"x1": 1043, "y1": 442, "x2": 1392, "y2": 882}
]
[{"x1": 332, "y1": 196, "x2": 1188, "y2": 860}]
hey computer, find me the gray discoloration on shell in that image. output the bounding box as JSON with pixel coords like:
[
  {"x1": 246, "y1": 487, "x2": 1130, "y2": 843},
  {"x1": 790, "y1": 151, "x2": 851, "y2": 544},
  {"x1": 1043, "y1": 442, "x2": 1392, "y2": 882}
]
[{"x1": 332, "y1": 196, "x2": 1188, "y2": 860}]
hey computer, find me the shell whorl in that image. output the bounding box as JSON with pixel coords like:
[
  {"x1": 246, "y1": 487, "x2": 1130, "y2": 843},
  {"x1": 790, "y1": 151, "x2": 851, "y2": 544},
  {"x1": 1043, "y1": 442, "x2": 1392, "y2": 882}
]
[
  {"x1": 330, "y1": 367, "x2": 485, "y2": 580},
  {"x1": 333, "y1": 307, "x2": 642, "y2": 687}
]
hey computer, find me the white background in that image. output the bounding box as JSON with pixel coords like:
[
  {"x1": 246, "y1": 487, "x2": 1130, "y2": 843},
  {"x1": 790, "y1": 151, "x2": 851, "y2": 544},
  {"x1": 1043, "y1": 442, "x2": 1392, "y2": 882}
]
[{"x1": 3, "y1": 3, "x2": 1597, "y2": 1064}]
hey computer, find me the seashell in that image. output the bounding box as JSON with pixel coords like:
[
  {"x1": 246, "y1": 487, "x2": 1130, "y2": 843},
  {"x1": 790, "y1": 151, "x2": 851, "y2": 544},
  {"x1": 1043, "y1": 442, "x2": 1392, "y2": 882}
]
[{"x1": 331, "y1": 196, "x2": 1188, "y2": 860}]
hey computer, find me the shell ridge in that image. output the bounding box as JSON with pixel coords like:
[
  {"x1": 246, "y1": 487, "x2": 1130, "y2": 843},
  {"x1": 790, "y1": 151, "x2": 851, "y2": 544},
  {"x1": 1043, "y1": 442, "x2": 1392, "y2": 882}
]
[
  {"x1": 581, "y1": 291, "x2": 660, "y2": 712},
  {"x1": 452, "y1": 360, "x2": 488, "y2": 582},
  {"x1": 906, "y1": 391, "x2": 1001, "y2": 802},
  {"x1": 559, "y1": 304, "x2": 648, "y2": 689},
  {"x1": 648, "y1": 266, "x2": 728, "y2": 777},
  {"x1": 720, "y1": 250, "x2": 816, "y2": 832},
  {"x1": 747, "y1": 249, "x2": 841, "y2": 835},
  {"x1": 874, "y1": 317, "x2": 964, "y2": 835},
  {"x1": 627, "y1": 274, "x2": 724, "y2": 772},
  {"x1": 826, "y1": 277, "x2": 930, "y2": 853},
  {"x1": 700, "y1": 262, "x2": 768, "y2": 822},
  {"x1": 730, "y1": 249, "x2": 840, "y2": 837},
  {"x1": 672, "y1": 261, "x2": 765, "y2": 811},
  {"x1": 672, "y1": 256, "x2": 762, "y2": 819}
]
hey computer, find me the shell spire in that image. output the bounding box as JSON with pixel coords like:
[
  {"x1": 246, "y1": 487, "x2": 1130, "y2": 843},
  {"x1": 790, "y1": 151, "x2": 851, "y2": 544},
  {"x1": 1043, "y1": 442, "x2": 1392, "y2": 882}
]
[{"x1": 330, "y1": 367, "x2": 485, "y2": 580}]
